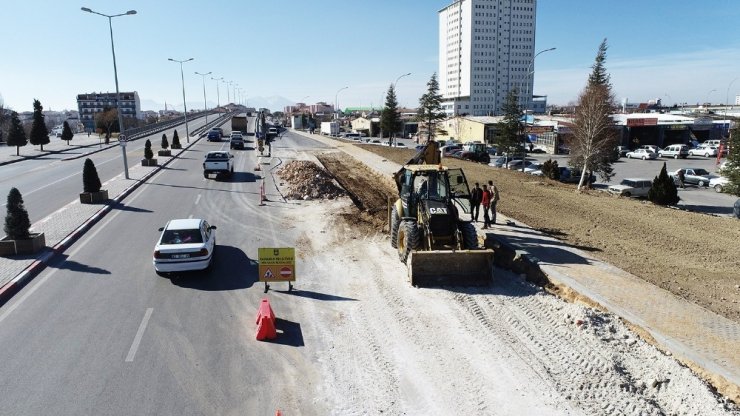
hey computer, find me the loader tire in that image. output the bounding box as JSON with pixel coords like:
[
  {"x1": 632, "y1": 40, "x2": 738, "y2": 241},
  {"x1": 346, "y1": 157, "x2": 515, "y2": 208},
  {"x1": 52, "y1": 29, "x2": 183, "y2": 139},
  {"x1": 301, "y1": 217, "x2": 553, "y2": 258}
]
[
  {"x1": 390, "y1": 205, "x2": 400, "y2": 248},
  {"x1": 459, "y1": 221, "x2": 478, "y2": 249},
  {"x1": 397, "y1": 220, "x2": 420, "y2": 264}
]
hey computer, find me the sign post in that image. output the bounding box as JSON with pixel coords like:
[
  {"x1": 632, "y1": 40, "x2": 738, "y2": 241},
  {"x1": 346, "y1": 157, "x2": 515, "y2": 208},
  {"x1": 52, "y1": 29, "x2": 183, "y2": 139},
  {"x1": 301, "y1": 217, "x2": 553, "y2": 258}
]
[
  {"x1": 118, "y1": 134, "x2": 129, "y2": 179},
  {"x1": 258, "y1": 247, "x2": 296, "y2": 293}
]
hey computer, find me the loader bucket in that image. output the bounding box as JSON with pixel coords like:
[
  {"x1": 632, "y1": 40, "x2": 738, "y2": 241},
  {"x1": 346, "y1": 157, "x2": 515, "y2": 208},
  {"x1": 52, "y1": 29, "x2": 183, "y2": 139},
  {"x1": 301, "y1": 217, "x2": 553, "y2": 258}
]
[{"x1": 408, "y1": 249, "x2": 494, "y2": 287}]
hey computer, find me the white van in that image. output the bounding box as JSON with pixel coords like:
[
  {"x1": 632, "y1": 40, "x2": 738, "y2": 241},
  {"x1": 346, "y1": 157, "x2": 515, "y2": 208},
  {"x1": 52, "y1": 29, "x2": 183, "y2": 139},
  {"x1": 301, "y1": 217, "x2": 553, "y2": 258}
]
[
  {"x1": 658, "y1": 144, "x2": 689, "y2": 159},
  {"x1": 703, "y1": 139, "x2": 722, "y2": 147}
]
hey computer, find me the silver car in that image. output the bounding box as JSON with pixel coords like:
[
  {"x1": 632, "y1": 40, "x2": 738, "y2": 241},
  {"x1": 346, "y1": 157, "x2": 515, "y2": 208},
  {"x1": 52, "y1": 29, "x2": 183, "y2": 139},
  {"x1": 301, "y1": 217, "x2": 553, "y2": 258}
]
[
  {"x1": 625, "y1": 148, "x2": 657, "y2": 160},
  {"x1": 607, "y1": 178, "x2": 653, "y2": 198}
]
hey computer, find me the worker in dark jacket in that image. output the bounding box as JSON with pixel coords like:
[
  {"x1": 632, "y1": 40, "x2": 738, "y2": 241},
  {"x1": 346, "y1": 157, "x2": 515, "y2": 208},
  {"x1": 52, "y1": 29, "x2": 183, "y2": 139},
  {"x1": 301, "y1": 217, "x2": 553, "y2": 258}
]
[{"x1": 470, "y1": 182, "x2": 483, "y2": 222}]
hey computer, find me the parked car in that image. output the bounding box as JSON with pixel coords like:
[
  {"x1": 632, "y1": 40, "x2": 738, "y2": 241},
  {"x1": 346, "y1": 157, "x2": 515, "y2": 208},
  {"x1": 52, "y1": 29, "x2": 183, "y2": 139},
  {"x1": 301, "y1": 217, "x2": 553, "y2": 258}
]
[
  {"x1": 440, "y1": 145, "x2": 462, "y2": 157},
  {"x1": 522, "y1": 163, "x2": 543, "y2": 174},
  {"x1": 625, "y1": 148, "x2": 657, "y2": 160},
  {"x1": 608, "y1": 178, "x2": 653, "y2": 198},
  {"x1": 490, "y1": 156, "x2": 532, "y2": 168},
  {"x1": 368, "y1": 139, "x2": 382, "y2": 145},
  {"x1": 669, "y1": 168, "x2": 717, "y2": 187},
  {"x1": 153, "y1": 218, "x2": 217, "y2": 275},
  {"x1": 506, "y1": 160, "x2": 538, "y2": 170},
  {"x1": 616, "y1": 146, "x2": 630, "y2": 157},
  {"x1": 688, "y1": 145, "x2": 718, "y2": 157},
  {"x1": 638, "y1": 145, "x2": 660, "y2": 154},
  {"x1": 709, "y1": 176, "x2": 729, "y2": 193},
  {"x1": 657, "y1": 144, "x2": 689, "y2": 159}
]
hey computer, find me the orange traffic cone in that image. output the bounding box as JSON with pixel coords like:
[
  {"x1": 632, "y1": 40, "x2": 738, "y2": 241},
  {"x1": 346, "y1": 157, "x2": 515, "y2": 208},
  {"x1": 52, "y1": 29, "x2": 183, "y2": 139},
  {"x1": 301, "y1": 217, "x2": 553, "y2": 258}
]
[{"x1": 255, "y1": 298, "x2": 277, "y2": 340}]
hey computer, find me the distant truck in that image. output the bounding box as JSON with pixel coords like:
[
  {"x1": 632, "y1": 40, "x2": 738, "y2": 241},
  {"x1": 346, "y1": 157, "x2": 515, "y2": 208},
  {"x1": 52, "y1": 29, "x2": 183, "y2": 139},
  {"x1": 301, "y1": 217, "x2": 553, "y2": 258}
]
[
  {"x1": 203, "y1": 151, "x2": 234, "y2": 179},
  {"x1": 321, "y1": 121, "x2": 340, "y2": 137},
  {"x1": 231, "y1": 114, "x2": 248, "y2": 134}
]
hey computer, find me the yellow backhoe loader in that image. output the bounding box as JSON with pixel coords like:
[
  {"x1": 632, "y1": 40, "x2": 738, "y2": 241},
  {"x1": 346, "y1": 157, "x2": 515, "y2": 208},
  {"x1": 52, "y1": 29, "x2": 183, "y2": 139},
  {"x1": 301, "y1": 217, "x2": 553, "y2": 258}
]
[{"x1": 389, "y1": 141, "x2": 494, "y2": 286}]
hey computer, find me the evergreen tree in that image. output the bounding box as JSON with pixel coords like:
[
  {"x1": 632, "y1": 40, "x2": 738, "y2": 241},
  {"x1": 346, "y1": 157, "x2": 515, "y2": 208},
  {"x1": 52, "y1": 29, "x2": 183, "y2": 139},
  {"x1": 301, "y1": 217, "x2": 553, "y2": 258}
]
[
  {"x1": 541, "y1": 159, "x2": 560, "y2": 180},
  {"x1": 82, "y1": 158, "x2": 102, "y2": 193},
  {"x1": 61, "y1": 121, "x2": 74, "y2": 145},
  {"x1": 171, "y1": 130, "x2": 181, "y2": 149},
  {"x1": 648, "y1": 162, "x2": 679, "y2": 205},
  {"x1": 144, "y1": 139, "x2": 153, "y2": 160},
  {"x1": 161, "y1": 133, "x2": 169, "y2": 150},
  {"x1": 4, "y1": 187, "x2": 31, "y2": 240},
  {"x1": 496, "y1": 88, "x2": 524, "y2": 165},
  {"x1": 416, "y1": 73, "x2": 445, "y2": 143},
  {"x1": 588, "y1": 39, "x2": 611, "y2": 88},
  {"x1": 6, "y1": 111, "x2": 28, "y2": 156},
  {"x1": 29, "y1": 99, "x2": 50, "y2": 151},
  {"x1": 380, "y1": 84, "x2": 400, "y2": 141},
  {"x1": 722, "y1": 123, "x2": 740, "y2": 196}
]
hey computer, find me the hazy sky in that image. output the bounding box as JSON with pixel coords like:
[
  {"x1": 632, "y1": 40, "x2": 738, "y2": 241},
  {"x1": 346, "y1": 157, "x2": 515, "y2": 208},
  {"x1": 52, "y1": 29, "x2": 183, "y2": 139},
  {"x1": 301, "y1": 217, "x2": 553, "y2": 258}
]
[{"x1": 1, "y1": 0, "x2": 739, "y2": 112}]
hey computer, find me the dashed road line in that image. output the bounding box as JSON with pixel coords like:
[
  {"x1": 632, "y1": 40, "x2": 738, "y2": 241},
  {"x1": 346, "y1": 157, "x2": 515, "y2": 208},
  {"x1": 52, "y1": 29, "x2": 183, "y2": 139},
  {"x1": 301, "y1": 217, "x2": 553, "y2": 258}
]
[{"x1": 126, "y1": 307, "x2": 153, "y2": 362}]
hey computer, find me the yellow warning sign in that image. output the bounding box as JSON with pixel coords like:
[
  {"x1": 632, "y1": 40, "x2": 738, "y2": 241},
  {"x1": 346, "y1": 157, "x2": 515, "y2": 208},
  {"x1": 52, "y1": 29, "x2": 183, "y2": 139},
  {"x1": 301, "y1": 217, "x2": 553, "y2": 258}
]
[{"x1": 258, "y1": 247, "x2": 296, "y2": 282}]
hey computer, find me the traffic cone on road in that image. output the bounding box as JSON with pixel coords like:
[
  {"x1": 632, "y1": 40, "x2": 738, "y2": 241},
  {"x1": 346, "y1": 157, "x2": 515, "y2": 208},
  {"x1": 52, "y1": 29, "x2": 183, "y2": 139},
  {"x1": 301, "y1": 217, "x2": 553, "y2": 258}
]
[{"x1": 255, "y1": 298, "x2": 277, "y2": 340}]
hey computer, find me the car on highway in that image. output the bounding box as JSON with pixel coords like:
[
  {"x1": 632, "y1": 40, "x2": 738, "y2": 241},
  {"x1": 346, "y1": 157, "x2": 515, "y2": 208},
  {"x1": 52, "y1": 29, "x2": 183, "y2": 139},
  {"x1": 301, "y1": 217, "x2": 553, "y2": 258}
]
[
  {"x1": 625, "y1": 148, "x2": 657, "y2": 160},
  {"x1": 230, "y1": 132, "x2": 244, "y2": 149},
  {"x1": 207, "y1": 130, "x2": 221, "y2": 142},
  {"x1": 688, "y1": 145, "x2": 718, "y2": 157},
  {"x1": 670, "y1": 168, "x2": 717, "y2": 187},
  {"x1": 607, "y1": 178, "x2": 653, "y2": 198},
  {"x1": 657, "y1": 144, "x2": 689, "y2": 159},
  {"x1": 153, "y1": 218, "x2": 217, "y2": 275},
  {"x1": 709, "y1": 176, "x2": 729, "y2": 193}
]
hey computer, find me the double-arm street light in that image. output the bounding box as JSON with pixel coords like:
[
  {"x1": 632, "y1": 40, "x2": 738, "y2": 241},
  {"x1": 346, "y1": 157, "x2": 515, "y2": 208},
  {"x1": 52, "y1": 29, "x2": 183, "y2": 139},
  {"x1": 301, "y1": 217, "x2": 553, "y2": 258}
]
[
  {"x1": 391, "y1": 73, "x2": 411, "y2": 142},
  {"x1": 195, "y1": 71, "x2": 211, "y2": 124},
  {"x1": 335, "y1": 86, "x2": 348, "y2": 119},
  {"x1": 168, "y1": 57, "x2": 194, "y2": 143},
  {"x1": 211, "y1": 77, "x2": 223, "y2": 108},
  {"x1": 80, "y1": 6, "x2": 136, "y2": 179}
]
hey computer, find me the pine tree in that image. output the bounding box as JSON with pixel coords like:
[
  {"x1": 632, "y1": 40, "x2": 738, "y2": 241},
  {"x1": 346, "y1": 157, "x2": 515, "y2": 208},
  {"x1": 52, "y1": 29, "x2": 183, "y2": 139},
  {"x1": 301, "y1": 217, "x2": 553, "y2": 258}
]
[
  {"x1": 144, "y1": 139, "x2": 153, "y2": 160},
  {"x1": 161, "y1": 133, "x2": 169, "y2": 150},
  {"x1": 648, "y1": 162, "x2": 679, "y2": 205},
  {"x1": 4, "y1": 188, "x2": 31, "y2": 240},
  {"x1": 722, "y1": 123, "x2": 740, "y2": 196},
  {"x1": 61, "y1": 121, "x2": 74, "y2": 145},
  {"x1": 171, "y1": 130, "x2": 181, "y2": 149},
  {"x1": 6, "y1": 111, "x2": 28, "y2": 156},
  {"x1": 496, "y1": 88, "x2": 524, "y2": 165},
  {"x1": 416, "y1": 73, "x2": 445, "y2": 143},
  {"x1": 82, "y1": 158, "x2": 102, "y2": 193},
  {"x1": 29, "y1": 99, "x2": 50, "y2": 151},
  {"x1": 380, "y1": 84, "x2": 400, "y2": 141},
  {"x1": 541, "y1": 159, "x2": 560, "y2": 180}
]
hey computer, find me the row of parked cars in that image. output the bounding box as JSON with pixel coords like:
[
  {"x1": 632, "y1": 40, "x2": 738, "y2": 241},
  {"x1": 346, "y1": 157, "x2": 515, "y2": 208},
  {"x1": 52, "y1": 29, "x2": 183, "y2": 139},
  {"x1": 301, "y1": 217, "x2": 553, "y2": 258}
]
[
  {"x1": 607, "y1": 163, "x2": 733, "y2": 198},
  {"x1": 621, "y1": 140, "x2": 728, "y2": 160}
]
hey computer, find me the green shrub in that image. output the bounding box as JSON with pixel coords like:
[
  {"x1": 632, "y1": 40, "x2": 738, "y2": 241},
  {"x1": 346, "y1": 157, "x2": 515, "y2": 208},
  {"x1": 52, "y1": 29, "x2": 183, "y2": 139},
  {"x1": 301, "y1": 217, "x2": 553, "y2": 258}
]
[
  {"x1": 144, "y1": 139, "x2": 153, "y2": 160},
  {"x1": 161, "y1": 133, "x2": 169, "y2": 150},
  {"x1": 4, "y1": 188, "x2": 31, "y2": 240},
  {"x1": 171, "y1": 130, "x2": 181, "y2": 149},
  {"x1": 82, "y1": 158, "x2": 102, "y2": 193},
  {"x1": 541, "y1": 159, "x2": 560, "y2": 180},
  {"x1": 648, "y1": 162, "x2": 679, "y2": 205}
]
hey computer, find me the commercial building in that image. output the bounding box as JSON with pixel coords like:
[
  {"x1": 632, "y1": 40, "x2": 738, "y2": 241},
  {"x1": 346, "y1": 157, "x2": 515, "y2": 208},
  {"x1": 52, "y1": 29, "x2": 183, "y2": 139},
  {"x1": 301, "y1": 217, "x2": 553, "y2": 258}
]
[
  {"x1": 438, "y1": 0, "x2": 537, "y2": 116},
  {"x1": 76, "y1": 91, "x2": 140, "y2": 131}
]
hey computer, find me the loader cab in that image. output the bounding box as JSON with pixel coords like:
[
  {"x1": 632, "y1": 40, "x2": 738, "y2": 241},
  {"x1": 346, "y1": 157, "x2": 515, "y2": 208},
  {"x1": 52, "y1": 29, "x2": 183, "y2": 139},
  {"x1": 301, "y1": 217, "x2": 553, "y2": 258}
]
[{"x1": 399, "y1": 166, "x2": 472, "y2": 217}]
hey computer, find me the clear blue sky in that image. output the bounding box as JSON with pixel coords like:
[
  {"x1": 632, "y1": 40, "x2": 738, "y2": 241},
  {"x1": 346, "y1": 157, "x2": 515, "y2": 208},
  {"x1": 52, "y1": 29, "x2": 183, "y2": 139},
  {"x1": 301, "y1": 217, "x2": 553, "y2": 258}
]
[{"x1": 1, "y1": 0, "x2": 739, "y2": 113}]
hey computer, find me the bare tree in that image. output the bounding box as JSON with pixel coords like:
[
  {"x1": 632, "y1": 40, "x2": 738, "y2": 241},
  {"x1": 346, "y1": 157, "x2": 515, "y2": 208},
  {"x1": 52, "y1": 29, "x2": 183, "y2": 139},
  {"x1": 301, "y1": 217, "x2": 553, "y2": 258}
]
[
  {"x1": 570, "y1": 39, "x2": 619, "y2": 190},
  {"x1": 96, "y1": 108, "x2": 118, "y2": 144}
]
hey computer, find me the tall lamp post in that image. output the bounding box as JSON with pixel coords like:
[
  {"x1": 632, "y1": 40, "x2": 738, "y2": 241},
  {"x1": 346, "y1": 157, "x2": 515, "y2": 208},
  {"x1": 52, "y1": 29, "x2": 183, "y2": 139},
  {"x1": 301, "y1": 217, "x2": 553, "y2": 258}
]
[
  {"x1": 705, "y1": 89, "x2": 717, "y2": 106},
  {"x1": 335, "y1": 86, "x2": 348, "y2": 119},
  {"x1": 168, "y1": 57, "x2": 194, "y2": 143},
  {"x1": 211, "y1": 77, "x2": 223, "y2": 108},
  {"x1": 227, "y1": 81, "x2": 234, "y2": 105},
  {"x1": 388, "y1": 73, "x2": 411, "y2": 142},
  {"x1": 195, "y1": 71, "x2": 211, "y2": 124},
  {"x1": 725, "y1": 77, "x2": 738, "y2": 136},
  {"x1": 524, "y1": 47, "x2": 556, "y2": 114},
  {"x1": 80, "y1": 6, "x2": 136, "y2": 179}
]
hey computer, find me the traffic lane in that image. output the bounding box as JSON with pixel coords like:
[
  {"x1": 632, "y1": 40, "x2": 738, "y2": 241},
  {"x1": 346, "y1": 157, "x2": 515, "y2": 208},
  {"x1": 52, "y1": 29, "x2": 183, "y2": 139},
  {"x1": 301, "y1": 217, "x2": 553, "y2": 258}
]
[
  {"x1": 0, "y1": 135, "x2": 322, "y2": 414},
  {"x1": 0, "y1": 117, "x2": 212, "y2": 224}
]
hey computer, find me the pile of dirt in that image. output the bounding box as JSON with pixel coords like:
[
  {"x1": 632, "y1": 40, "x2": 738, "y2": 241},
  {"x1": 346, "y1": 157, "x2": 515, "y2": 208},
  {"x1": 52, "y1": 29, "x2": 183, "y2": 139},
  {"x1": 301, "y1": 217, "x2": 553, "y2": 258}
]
[{"x1": 277, "y1": 160, "x2": 346, "y2": 200}]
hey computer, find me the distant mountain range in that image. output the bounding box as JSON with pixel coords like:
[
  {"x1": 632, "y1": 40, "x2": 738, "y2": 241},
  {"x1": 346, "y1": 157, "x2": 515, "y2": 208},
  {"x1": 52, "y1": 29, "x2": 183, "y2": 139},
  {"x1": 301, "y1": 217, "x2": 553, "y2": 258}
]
[{"x1": 140, "y1": 95, "x2": 295, "y2": 113}]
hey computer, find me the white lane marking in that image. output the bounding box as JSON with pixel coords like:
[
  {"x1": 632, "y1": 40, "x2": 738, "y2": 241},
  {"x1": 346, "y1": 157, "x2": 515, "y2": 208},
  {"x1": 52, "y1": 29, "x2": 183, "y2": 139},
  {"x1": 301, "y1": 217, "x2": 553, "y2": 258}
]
[
  {"x1": 195, "y1": 194, "x2": 202, "y2": 205},
  {"x1": 125, "y1": 308, "x2": 153, "y2": 362}
]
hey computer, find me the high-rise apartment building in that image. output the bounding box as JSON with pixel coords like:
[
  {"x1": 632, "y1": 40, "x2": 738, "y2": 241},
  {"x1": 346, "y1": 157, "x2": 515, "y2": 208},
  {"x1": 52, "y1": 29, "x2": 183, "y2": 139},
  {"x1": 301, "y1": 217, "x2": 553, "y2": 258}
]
[{"x1": 439, "y1": 0, "x2": 537, "y2": 116}]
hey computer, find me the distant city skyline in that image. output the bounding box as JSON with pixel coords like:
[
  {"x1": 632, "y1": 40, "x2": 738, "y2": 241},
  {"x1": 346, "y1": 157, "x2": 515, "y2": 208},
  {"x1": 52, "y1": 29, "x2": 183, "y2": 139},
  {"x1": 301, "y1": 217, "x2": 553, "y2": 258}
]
[{"x1": 1, "y1": 0, "x2": 739, "y2": 113}]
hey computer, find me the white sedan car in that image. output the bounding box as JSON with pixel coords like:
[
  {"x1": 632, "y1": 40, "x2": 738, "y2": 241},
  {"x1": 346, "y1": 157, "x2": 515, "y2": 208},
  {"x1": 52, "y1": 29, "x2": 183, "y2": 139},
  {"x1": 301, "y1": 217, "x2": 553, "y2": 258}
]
[
  {"x1": 625, "y1": 148, "x2": 657, "y2": 160},
  {"x1": 688, "y1": 145, "x2": 718, "y2": 157},
  {"x1": 709, "y1": 176, "x2": 729, "y2": 193},
  {"x1": 153, "y1": 218, "x2": 216, "y2": 275}
]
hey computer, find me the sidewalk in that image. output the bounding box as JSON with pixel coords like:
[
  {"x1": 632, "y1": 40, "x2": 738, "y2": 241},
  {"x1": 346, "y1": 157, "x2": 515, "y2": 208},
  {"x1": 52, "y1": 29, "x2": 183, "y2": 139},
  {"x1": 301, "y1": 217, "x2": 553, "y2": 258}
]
[
  {"x1": 292, "y1": 129, "x2": 740, "y2": 400},
  {"x1": 0, "y1": 136, "x2": 201, "y2": 303}
]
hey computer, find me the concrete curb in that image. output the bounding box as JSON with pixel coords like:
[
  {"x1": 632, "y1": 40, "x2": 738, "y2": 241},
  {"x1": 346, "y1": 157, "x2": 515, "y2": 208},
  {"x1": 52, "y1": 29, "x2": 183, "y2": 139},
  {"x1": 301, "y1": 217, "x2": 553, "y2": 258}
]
[{"x1": 0, "y1": 135, "x2": 202, "y2": 306}]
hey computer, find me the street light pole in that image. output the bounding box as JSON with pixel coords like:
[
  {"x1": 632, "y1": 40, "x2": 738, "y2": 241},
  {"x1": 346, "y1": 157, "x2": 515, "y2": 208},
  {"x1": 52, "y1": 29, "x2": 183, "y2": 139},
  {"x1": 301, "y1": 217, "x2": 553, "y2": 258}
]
[
  {"x1": 195, "y1": 71, "x2": 212, "y2": 125},
  {"x1": 168, "y1": 57, "x2": 194, "y2": 143},
  {"x1": 725, "y1": 77, "x2": 738, "y2": 136},
  {"x1": 335, "y1": 86, "x2": 348, "y2": 120},
  {"x1": 81, "y1": 6, "x2": 136, "y2": 179},
  {"x1": 389, "y1": 73, "x2": 411, "y2": 142},
  {"x1": 227, "y1": 81, "x2": 233, "y2": 105},
  {"x1": 525, "y1": 47, "x2": 556, "y2": 115},
  {"x1": 212, "y1": 77, "x2": 223, "y2": 108}
]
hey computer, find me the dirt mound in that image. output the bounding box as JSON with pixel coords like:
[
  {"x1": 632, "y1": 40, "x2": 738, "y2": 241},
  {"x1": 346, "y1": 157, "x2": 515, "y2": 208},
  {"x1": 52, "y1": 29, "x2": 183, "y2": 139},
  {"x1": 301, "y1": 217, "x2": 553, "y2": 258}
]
[{"x1": 277, "y1": 160, "x2": 346, "y2": 200}]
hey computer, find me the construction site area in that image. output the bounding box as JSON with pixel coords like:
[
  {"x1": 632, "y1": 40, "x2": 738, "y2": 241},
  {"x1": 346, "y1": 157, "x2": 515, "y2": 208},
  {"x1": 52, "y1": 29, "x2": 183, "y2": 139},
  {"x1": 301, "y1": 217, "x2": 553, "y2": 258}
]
[{"x1": 268, "y1": 134, "x2": 739, "y2": 415}]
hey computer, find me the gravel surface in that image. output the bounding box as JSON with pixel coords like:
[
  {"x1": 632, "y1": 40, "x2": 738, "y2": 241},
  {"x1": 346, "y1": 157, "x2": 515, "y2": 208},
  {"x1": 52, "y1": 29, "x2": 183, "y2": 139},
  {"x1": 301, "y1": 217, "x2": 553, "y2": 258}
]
[{"x1": 273, "y1": 150, "x2": 738, "y2": 414}]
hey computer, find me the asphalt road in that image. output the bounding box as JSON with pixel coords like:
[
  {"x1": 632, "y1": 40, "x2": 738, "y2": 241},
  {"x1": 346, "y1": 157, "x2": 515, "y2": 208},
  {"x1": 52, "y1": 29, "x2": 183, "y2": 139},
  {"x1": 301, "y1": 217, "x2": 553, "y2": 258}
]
[
  {"x1": 0, "y1": 116, "x2": 217, "y2": 224},
  {"x1": 0, "y1": 129, "x2": 331, "y2": 415}
]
